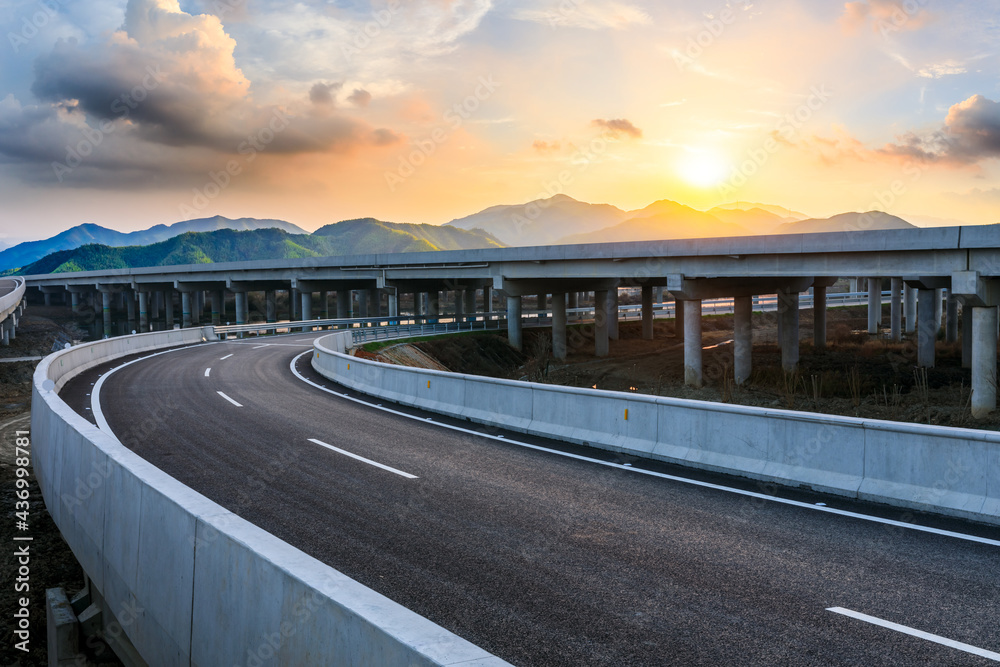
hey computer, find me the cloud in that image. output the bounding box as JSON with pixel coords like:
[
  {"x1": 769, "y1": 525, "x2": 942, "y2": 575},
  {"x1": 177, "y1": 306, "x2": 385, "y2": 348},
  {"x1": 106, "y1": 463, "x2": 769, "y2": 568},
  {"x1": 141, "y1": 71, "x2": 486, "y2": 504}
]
[
  {"x1": 0, "y1": 0, "x2": 402, "y2": 185},
  {"x1": 512, "y1": 2, "x2": 650, "y2": 30},
  {"x1": 347, "y1": 89, "x2": 372, "y2": 107},
  {"x1": 532, "y1": 139, "x2": 560, "y2": 153},
  {"x1": 916, "y1": 61, "x2": 967, "y2": 79},
  {"x1": 839, "y1": 0, "x2": 930, "y2": 35},
  {"x1": 592, "y1": 118, "x2": 643, "y2": 139},
  {"x1": 877, "y1": 95, "x2": 1000, "y2": 165}
]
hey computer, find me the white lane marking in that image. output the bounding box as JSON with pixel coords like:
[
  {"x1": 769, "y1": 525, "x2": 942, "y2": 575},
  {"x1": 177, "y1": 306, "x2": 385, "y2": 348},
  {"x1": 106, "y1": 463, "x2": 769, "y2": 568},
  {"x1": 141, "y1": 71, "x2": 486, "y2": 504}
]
[
  {"x1": 289, "y1": 352, "x2": 1000, "y2": 548},
  {"x1": 827, "y1": 607, "x2": 1000, "y2": 662},
  {"x1": 308, "y1": 438, "x2": 417, "y2": 479},
  {"x1": 252, "y1": 345, "x2": 269, "y2": 349},
  {"x1": 217, "y1": 391, "x2": 243, "y2": 407},
  {"x1": 204, "y1": 368, "x2": 211, "y2": 377},
  {"x1": 220, "y1": 354, "x2": 234, "y2": 360},
  {"x1": 93, "y1": 342, "x2": 219, "y2": 445}
]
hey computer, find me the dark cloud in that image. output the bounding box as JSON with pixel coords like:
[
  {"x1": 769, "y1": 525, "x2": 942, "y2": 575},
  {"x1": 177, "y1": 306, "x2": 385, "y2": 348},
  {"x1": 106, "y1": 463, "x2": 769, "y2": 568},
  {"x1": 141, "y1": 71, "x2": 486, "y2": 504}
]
[
  {"x1": 310, "y1": 82, "x2": 342, "y2": 105},
  {"x1": 347, "y1": 88, "x2": 372, "y2": 107},
  {"x1": 877, "y1": 95, "x2": 1000, "y2": 165},
  {"x1": 591, "y1": 118, "x2": 643, "y2": 139}
]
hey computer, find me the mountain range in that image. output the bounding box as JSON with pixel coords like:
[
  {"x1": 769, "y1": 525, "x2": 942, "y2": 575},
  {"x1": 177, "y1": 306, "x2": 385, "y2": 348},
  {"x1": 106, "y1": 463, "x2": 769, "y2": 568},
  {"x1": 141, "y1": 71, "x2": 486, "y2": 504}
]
[{"x1": 11, "y1": 196, "x2": 924, "y2": 275}]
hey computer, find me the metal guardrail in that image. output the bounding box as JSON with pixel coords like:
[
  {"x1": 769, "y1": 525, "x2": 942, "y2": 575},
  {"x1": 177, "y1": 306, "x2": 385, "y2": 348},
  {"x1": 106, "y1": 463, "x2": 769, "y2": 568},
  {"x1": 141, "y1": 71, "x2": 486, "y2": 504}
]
[{"x1": 213, "y1": 291, "x2": 886, "y2": 341}]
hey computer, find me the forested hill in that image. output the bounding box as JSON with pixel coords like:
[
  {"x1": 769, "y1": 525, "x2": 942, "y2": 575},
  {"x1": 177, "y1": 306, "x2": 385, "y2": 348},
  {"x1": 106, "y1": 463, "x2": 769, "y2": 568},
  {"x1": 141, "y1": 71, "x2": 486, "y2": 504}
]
[{"x1": 18, "y1": 221, "x2": 504, "y2": 274}]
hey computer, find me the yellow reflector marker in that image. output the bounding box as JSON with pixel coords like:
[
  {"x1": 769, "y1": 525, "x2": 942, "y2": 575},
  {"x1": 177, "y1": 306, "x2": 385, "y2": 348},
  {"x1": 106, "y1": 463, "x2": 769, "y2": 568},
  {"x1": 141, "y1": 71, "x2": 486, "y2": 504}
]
[
  {"x1": 427, "y1": 380, "x2": 431, "y2": 388},
  {"x1": 624, "y1": 408, "x2": 629, "y2": 421}
]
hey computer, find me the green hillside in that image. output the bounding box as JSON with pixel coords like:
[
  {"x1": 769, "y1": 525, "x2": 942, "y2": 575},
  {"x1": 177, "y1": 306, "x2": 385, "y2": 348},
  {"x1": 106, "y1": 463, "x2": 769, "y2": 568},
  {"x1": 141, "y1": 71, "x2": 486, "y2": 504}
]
[{"x1": 19, "y1": 221, "x2": 503, "y2": 275}]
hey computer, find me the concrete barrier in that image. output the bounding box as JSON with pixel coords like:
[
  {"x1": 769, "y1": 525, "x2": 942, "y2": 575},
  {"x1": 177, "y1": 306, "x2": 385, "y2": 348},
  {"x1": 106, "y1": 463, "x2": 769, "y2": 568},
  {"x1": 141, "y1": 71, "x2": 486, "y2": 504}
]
[
  {"x1": 0, "y1": 277, "x2": 25, "y2": 321},
  {"x1": 315, "y1": 332, "x2": 1000, "y2": 525},
  {"x1": 33, "y1": 328, "x2": 510, "y2": 666}
]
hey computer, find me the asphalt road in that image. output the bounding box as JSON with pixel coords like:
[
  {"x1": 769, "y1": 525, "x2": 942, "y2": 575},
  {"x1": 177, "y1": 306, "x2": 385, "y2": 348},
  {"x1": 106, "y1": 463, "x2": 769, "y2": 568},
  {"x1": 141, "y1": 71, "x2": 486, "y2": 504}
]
[{"x1": 62, "y1": 334, "x2": 1000, "y2": 666}]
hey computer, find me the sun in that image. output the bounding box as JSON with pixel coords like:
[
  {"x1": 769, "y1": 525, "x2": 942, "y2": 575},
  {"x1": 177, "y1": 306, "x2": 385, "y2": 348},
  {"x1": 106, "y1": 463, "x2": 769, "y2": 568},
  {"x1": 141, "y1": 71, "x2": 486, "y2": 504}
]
[{"x1": 678, "y1": 151, "x2": 729, "y2": 188}]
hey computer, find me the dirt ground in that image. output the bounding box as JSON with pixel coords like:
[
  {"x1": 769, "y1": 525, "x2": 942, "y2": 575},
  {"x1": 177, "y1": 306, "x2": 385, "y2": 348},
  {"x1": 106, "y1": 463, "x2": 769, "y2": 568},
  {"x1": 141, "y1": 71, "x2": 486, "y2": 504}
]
[
  {"x1": 0, "y1": 310, "x2": 121, "y2": 666},
  {"x1": 368, "y1": 305, "x2": 996, "y2": 430}
]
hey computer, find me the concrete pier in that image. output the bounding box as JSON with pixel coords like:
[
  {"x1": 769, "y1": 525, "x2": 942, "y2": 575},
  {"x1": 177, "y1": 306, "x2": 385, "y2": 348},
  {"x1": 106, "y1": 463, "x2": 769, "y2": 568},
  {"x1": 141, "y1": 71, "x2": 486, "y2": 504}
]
[
  {"x1": 210, "y1": 291, "x2": 222, "y2": 326},
  {"x1": 813, "y1": 285, "x2": 827, "y2": 348},
  {"x1": 595, "y1": 289, "x2": 609, "y2": 357},
  {"x1": 507, "y1": 296, "x2": 522, "y2": 351},
  {"x1": 181, "y1": 292, "x2": 192, "y2": 329},
  {"x1": 917, "y1": 289, "x2": 936, "y2": 368},
  {"x1": 972, "y1": 306, "x2": 998, "y2": 418},
  {"x1": 684, "y1": 299, "x2": 702, "y2": 387},
  {"x1": 266, "y1": 291, "x2": 276, "y2": 323},
  {"x1": 933, "y1": 288, "x2": 943, "y2": 335},
  {"x1": 890, "y1": 277, "x2": 902, "y2": 342},
  {"x1": 337, "y1": 290, "x2": 350, "y2": 319},
  {"x1": 734, "y1": 295, "x2": 752, "y2": 385},
  {"x1": 867, "y1": 277, "x2": 880, "y2": 334},
  {"x1": 946, "y1": 294, "x2": 959, "y2": 343},
  {"x1": 235, "y1": 292, "x2": 247, "y2": 326},
  {"x1": 778, "y1": 289, "x2": 799, "y2": 373},
  {"x1": 963, "y1": 305, "x2": 972, "y2": 368},
  {"x1": 139, "y1": 292, "x2": 149, "y2": 332},
  {"x1": 608, "y1": 289, "x2": 619, "y2": 340},
  {"x1": 164, "y1": 292, "x2": 174, "y2": 328},
  {"x1": 301, "y1": 291, "x2": 312, "y2": 321},
  {"x1": 552, "y1": 292, "x2": 567, "y2": 359},
  {"x1": 641, "y1": 285, "x2": 654, "y2": 340},
  {"x1": 675, "y1": 298, "x2": 685, "y2": 341}
]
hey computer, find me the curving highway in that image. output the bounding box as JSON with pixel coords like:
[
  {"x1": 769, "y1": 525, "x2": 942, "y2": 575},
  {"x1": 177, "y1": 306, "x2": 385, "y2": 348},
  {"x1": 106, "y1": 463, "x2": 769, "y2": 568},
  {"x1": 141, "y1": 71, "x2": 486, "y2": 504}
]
[{"x1": 61, "y1": 333, "x2": 1000, "y2": 666}]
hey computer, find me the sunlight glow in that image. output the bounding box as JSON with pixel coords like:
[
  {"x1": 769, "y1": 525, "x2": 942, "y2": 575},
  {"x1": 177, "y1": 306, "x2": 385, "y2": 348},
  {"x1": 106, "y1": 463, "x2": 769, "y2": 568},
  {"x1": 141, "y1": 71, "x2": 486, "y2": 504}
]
[{"x1": 678, "y1": 151, "x2": 729, "y2": 188}]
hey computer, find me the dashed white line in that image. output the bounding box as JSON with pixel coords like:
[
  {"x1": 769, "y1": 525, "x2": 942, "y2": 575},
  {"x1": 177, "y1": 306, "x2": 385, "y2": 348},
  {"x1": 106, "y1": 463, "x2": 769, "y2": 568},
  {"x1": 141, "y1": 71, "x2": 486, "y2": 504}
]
[
  {"x1": 204, "y1": 368, "x2": 211, "y2": 377},
  {"x1": 252, "y1": 345, "x2": 269, "y2": 349},
  {"x1": 220, "y1": 354, "x2": 234, "y2": 360},
  {"x1": 307, "y1": 438, "x2": 417, "y2": 479},
  {"x1": 826, "y1": 607, "x2": 1000, "y2": 662},
  {"x1": 216, "y1": 391, "x2": 242, "y2": 407},
  {"x1": 289, "y1": 350, "x2": 1000, "y2": 549}
]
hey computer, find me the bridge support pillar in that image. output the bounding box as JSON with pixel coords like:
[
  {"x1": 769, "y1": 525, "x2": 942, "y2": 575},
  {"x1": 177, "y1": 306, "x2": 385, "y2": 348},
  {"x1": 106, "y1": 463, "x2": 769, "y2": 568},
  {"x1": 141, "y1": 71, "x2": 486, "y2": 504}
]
[
  {"x1": 265, "y1": 291, "x2": 276, "y2": 323},
  {"x1": 972, "y1": 306, "x2": 998, "y2": 418},
  {"x1": 946, "y1": 293, "x2": 959, "y2": 343},
  {"x1": 70, "y1": 292, "x2": 80, "y2": 314},
  {"x1": 890, "y1": 278, "x2": 902, "y2": 342},
  {"x1": 125, "y1": 290, "x2": 137, "y2": 327},
  {"x1": 867, "y1": 277, "x2": 880, "y2": 334},
  {"x1": 369, "y1": 289, "x2": 382, "y2": 318},
  {"x1": 389, "y1": 291, "x2": 398, "y2": 319},
  {"x1": 778, "y1": 288, "x2": 799, "y2": 373},
  {"x1": 594, "y1": 289, "x2": 609, "y2": 357},
  {"x1": 235, "y1": 292, "x2": 247, "y2": 326},
  {"x1": 138, "y1": 292, "x2": 149, "y2": 332},
  {"x1": 567, "y1": 291, "x2": 578, "y2": 321},
  {"x1": 1, "y1": 320, "x2": 9, "y2": 346},
  {"x1": 164, "y1": 291, "x2": 174, "y2": 328},
  {"x1": 934, "y1": 289, "x2": 944, "y2": 336},
  {"x1": 43, "y1": 292, "x2": 52, "y2": 306},
  {"x1": 904, "y1": 285, "x2": 917, "y2": 333},
  {"x1": 654, "y1": 286, "x2": 664, "y2": 305},
  {"x1": 507, "y1": 296, "x2": 522, "y2": 351},
  {"x1": 301, "y1": 291, "x2": 312, "y2": 321},
  {"x1": 814, "y1": 285, "x2": 827, "y2": 348},
  {"x1": 552, "y1": 292, "x2": 567, "y2": 359},
  {"x1": 288, "y1": 289, "x2": 299, "y2": 320},
  {"x1": 684, "y1": 299, "x2": 702, "y2": 387},
  {"x1": 917, "y1": 289, "x2": 936, "y2": 368},
  {"x1": 734, "y1": 295, "x2": 752, "y2": 385},
  {"x1": 641, "y1": 285, "x2": 654, "y2": 340},
  {"x1": 464, "y1": 289, "x2": 476, "y2": 321},
  {"x1": 193, "y1": 292, "x2": 203, "y2": 326},
  {"x1": 963, "y1": 305, "x2": 973, "y2": 368},
  {"x1": 427, "y1": 292, "x2": 439, "y2": 322},
  {"x1": 208, "y1": 291, "x2": 220, "y2": 326},
  {"x1": 336, "y1": 290, "x2": 349, "y2": 320},
  {"x1": 537, "y1": 293, "x2": 547, "y2": 311},
  {"x1": 181, "y1": 292, "x2": 192, "y2": 329},
  {"x1": 455, "y1": 290, "x2": 465, "y2": 320},
  {"x1": 483, "y1": 286, "x2": 493, "y2": 315},
  {"x1": 608, "y1": 289, "x2": 619, "y2": 340},
  {"x1": 151, "y1": 291, "x2": 161, "y2": 322},
  {"x1": 674, "y1": 297, "x2": 684, "y2": 341}
]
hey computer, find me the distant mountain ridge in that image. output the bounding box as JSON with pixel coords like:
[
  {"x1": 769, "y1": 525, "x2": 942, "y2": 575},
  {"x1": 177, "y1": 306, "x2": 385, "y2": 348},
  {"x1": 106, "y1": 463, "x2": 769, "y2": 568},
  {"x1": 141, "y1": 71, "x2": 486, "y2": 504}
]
[
  {"x1": 0, "y1": 215, "x2": 308, "y2": 273},
  {"x1": 18, "y1": 221, "x2": 503, "y2": 275}
]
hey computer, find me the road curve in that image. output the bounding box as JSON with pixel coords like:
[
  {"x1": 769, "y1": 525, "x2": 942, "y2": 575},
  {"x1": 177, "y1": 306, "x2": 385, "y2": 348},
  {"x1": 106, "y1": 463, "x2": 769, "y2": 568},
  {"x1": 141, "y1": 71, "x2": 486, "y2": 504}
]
[{"x1": 62, "y1": 334, "x2": 1000, "y2": 666}]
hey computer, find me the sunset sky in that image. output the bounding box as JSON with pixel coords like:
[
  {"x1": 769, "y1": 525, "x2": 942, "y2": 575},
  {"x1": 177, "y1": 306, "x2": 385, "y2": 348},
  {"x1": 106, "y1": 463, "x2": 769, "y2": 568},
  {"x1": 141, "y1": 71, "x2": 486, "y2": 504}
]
[{"x1": 1, "y1": 0, "x2": 998, "y2": 240}]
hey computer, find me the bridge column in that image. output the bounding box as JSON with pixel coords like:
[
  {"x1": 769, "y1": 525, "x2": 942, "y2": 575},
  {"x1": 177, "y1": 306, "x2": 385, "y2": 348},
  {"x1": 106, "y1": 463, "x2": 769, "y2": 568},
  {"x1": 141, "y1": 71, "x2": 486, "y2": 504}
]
[
  {"x1": 164, "y1": 291, "x2": 175, "y2": 328},
  {"x1": 641, "y1": 285, "x2": 654, "y2": 340},
  {"x1": 464, "y1": 289, "x2": 476, "y2": 320},
  {"x1": 335, "y1": 290, "x2": 349, "y2": 319},
  {"x1": 552, "y1": 292, "x2": 567, "y2": 360},
  {"x1": 181, "y1": 292, "x2": 192, "y2": 329},
  {"x1": 264, "y1": 291, "x2": 276, "y2": 323},
  {"x1": 287, "y1": 288, "x2": 298, "y2": 320},
  {"x1": 125, "y1": 290, "x2": 137, "y2": 327},
  {"x1": 890, "y1": 278, "x2": 902, "y2": 342},
  {"x1": 654, "y1": 286, "x2": 664, "y2": 305},
  {"x1": 389, "y1": 291, "x2": 399, "y2": 318},
  {"x1": 594, "y1": 289, "x2": 609, "y2": 357},
  {"x1": 482, "y1": 286, "x2": 493, "y2": 315},
  {"x1": 234, "y1": 292, "x2": 247, "y2": 326},
  {"x1": 963, "y1": 305, "x2": 973, "y2": 368},
  {"x1": 1, "y1": 320, "x2": 9, "y2": 346},
  {"x1": 138, "y1": 292, "x2": 149, "y2": 332},
  {"x1": 194, "y1": 292, "x2": 205, "y2": 326},
  {"x1": 917, "y1": 289, "x2": 936, "y2": 368},
  {"x1": 151, "y1": 291, "x2": 161, "y2": 322},
  {"x1": 608, "y1": 289, "x2": 619, "y2": 340},
  {"x1": 734, "y1": 295, "x2": 752, "y2": 385},
  {"x1": 567, "y1": 292, "x2": 578, "y2": 322},
  {"x1": 70, "y1": 292, "x2": 80, "y2": 313},
  {"x1": 427, "y1": 292, "x2": 439, "y2": 321},
  {"x1": 933, "y1": 289, "x2": 944, "y2": 335},
  {"x1": 301, "y1": 291, "x2": 312, "y2": 321},
  {"x1": 946, "y1": 293, "x2": 959, "y2": 343},
  {"x1": 455, "y1": 290, "x2": 465, "y2": 321},
  {"x1": 814, "y1": 285, "x2": 827, "y2": 348},
  {"x1": 507, "y1": 296, "x2": 522, "y2": 351},
  {"x1": 369, "y1": 289, "x2": 381, "y2": 318},
  {"x1": 867, "y1": 277, "x2": 880, "y2": 334},
  {"x1": 972, "y1": 306, "x2": 998, "y2": 418},
  {"x1": 537, "y1": 293, "x2": 547, "y2": 312},
  {"x1": 904, "y1": 285, "x2": 917, "y2": 333},
  {"x1": 208, "y1": 291, "x2": 220, "y2": 326},
  {"x1": 674, "y1": 297, "x2": 684, "y2": 341},
  {"x1": 778, "y1": 288, "x2": 799, "y2": 373},
  {"x1": 684, "y1": 299, "x2": 703, "y2": 387}
]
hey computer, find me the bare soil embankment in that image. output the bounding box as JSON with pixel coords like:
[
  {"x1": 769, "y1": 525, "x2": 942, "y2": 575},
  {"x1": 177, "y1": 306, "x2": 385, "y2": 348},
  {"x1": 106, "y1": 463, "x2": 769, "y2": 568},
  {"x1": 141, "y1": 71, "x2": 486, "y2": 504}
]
[{"x1": 363, "y1": 306, "x2": 995, "y2": 430}]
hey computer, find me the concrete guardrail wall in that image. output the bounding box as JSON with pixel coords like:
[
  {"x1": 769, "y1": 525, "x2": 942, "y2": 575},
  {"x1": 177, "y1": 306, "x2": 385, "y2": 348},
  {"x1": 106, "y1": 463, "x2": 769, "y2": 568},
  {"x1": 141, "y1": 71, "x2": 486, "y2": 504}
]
[
  {"x1": 0, "y1": 276, "x2": 25, "y2": 320},
  {"x1": 32, "y1": 327, "x2": 509, "y2": 666},
  {"x1": 314, "y1": 331, "x2": 999, "y2": 526}
]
